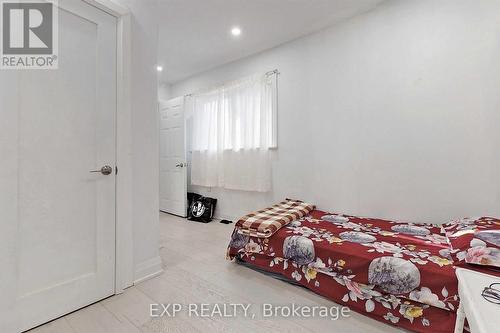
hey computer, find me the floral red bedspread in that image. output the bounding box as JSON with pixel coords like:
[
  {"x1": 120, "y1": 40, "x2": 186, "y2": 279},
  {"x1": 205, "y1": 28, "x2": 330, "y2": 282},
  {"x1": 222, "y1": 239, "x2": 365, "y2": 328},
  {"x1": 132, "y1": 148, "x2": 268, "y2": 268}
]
[{"x1": 227, "y1": 210, "x2": 460, "y2": 333}]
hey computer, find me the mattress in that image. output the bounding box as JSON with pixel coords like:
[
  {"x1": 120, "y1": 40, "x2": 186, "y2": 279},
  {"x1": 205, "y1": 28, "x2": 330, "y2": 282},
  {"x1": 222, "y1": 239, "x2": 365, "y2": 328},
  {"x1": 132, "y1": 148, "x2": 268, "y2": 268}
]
[{"x1": 227, "y1": 210, "x2": 460, "y2": 333}]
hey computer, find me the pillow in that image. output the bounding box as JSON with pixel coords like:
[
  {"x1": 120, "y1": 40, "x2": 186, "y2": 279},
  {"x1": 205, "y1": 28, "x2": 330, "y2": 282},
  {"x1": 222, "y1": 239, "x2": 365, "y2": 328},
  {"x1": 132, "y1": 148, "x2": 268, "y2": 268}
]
[{"x1": 443, "y1": 217, "x2": 500, "y2": 268}]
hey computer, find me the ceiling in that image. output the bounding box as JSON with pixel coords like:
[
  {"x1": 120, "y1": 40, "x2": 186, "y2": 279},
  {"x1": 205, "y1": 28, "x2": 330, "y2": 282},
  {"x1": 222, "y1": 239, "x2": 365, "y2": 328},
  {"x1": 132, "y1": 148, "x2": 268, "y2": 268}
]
[{"x1": 158, "y1": 0, "x2": 386, "y2": 84}]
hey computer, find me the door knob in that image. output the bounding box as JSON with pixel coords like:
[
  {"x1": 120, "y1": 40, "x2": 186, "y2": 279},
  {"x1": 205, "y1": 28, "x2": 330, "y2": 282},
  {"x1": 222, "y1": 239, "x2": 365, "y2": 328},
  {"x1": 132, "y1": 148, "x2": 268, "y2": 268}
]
[
  {"x1": 90, "y1": 165, "x2": 113, "y2": 175},
  {"x1": 175, "y1": 163, "x2": 185, "y2": 168}
]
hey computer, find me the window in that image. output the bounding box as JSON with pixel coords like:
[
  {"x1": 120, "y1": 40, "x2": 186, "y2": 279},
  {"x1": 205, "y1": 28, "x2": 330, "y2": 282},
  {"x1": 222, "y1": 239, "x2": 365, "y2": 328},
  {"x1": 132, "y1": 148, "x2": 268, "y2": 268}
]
[{"x1": 189, "y1": 72, "x2": 277, "y2": 192}]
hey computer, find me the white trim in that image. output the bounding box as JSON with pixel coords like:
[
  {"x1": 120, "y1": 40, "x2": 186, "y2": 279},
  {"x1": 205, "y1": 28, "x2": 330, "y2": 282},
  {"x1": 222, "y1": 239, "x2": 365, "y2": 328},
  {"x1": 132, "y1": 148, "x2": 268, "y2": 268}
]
[
  {"x1": 83, "y1": 0, "x2": 129, "y2": 16},
  {"x1": 133, "y1": 256, "x2": 163, "y2": 285},
  {"x1": 87, "y1": 0, "x2": 135, "y2": 294},
  {"x1": 213, "y1": 213, "x2": 238, "y2": 222},
  {"x1": 115, "y1": 12, "x2": 134, "y2": 293}
]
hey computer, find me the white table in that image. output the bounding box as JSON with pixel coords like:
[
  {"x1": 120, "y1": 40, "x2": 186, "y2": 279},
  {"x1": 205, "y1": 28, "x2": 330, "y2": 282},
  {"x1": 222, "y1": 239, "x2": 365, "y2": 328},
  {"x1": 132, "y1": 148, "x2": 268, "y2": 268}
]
[{"x1": 455, "y1": 268, "x2": 500, "y2": 333}]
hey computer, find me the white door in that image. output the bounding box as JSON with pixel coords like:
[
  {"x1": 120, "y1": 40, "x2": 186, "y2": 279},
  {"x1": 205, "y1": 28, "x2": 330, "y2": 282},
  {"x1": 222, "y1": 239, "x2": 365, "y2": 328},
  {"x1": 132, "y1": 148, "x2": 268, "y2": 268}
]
[
  {"x1": 159, "y1": 97, "x2": 187, "y2": 217},
  {"x1": 0, "y1": 1, "x2": 117, "y2": 332}
]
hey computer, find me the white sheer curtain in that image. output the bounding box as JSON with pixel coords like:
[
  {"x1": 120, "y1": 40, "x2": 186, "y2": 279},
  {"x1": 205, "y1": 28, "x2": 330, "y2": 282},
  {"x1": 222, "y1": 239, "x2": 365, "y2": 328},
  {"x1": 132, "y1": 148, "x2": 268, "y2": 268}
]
[{"x1": 189, "y1": 73, "x2": 277, "y2": 192}]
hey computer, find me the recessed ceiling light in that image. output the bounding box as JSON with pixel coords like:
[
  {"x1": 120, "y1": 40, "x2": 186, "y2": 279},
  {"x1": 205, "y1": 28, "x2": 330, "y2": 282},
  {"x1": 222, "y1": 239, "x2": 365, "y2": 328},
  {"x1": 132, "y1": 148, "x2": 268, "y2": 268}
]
[
  {"x1": 156, "y1": 65, "x2": 163, "y2": 72},
  {"x1": 231, "y1": 26, "x2": 242, "y2": 37}
]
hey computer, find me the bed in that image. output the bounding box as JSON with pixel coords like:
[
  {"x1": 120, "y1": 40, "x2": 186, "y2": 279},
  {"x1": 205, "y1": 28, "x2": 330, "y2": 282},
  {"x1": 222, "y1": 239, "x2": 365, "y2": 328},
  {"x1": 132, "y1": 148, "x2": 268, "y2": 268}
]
[{"x1": 227, "y1": 209, "x2": 460, "y2": 333}]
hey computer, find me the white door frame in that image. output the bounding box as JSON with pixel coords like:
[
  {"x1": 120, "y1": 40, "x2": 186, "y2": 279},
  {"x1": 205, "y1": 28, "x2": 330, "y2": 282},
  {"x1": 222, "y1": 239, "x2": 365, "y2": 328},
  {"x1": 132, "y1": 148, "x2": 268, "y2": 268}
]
[{"x1": 83, "y1": 0, "x2": 133, "y2": 293}]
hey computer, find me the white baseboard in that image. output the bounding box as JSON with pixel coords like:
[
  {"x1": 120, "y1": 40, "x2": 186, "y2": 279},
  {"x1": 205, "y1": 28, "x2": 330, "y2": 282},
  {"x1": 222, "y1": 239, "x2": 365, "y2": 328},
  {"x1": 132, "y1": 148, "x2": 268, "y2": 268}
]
[
  {"x1": 213, "y1": 213, "x2": 238, "y2": 222},
  {"x1": 133, "y1": 256, "x2": 163, "y2": 285}
]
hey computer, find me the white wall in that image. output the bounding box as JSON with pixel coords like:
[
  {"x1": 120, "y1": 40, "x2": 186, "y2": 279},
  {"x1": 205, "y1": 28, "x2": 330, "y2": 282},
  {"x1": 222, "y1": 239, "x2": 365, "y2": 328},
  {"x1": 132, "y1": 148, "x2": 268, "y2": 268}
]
[
  {"x1": 158, "y1": 82, "x2": 171, "y2": 101},
  {"x1": 115, "y1": 0, "x2": 161, "y2": 282},
  {"x1": 169, "y1": 0, "x2": 500, "y2": 223}
]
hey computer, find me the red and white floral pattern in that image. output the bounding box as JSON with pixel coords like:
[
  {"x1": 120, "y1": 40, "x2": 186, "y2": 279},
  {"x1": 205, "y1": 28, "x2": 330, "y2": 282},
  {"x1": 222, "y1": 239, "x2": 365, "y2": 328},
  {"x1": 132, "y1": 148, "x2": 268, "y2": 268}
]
[
  {"x1": 227, "y1": 210, "x2": 461, "y2": 333},
  {"x1": 443, "y1": 216, "x2": 500, "y2": 271}
]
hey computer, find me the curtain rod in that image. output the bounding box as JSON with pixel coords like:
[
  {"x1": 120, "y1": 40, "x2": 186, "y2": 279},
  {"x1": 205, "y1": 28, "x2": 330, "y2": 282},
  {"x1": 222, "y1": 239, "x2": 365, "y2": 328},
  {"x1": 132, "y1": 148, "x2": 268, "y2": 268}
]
[
  {"x1": 184, "y1": 69, "x2": 280, "y2": 98},
  {"x1": 265, "y1": 69, "x2": 280, "y2": 76}
]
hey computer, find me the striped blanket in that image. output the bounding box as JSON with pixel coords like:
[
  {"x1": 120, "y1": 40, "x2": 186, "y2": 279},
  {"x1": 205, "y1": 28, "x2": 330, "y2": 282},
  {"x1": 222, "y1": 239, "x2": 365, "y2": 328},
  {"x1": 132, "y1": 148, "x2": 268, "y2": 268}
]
[{"x1": 235, "y1": 199, "x2": 315, "y2": 238}]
